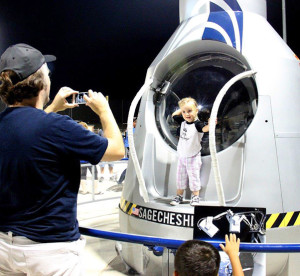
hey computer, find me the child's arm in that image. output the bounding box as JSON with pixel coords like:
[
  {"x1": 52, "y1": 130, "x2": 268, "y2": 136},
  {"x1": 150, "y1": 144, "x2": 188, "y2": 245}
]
[
  {"x1": 219, "y1": 234, "x2": 244, "y2": 276},
  {"x1": 201, "y1": 118, "x2": 210, "y2": 132},
  {"x1": 202, "y1": 121, "x2": 209, "y2": 132},
  {"x1": 172, "y1": 109, "x2": 182, "y2": 117},
  {"x1": 202, "y1": 118, "x2": 218, "y2": 133}
]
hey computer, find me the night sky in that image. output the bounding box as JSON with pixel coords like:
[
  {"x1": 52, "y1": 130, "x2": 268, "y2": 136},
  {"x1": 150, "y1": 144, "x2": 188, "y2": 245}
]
[{"x1": 0, "y1": 0, "x2": 299, "y2": 128}]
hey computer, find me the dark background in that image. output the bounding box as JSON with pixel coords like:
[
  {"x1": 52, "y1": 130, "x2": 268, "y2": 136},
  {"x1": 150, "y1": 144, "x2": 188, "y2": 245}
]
[{"x1": 0, "y1": 0, "x2": 299, "y2": 129}]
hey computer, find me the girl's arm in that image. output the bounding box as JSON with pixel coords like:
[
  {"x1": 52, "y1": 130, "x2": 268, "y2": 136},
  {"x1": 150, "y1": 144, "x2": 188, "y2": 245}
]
[
  {"x1": 202, "y1": 123, "x2": 209, "y2": 132},
  {"x1": 202, "y1": 118, "x2": 218, "y2": 132},
  {"x1": 172, "y1": 109, "x2": 182, "y2": 117}
]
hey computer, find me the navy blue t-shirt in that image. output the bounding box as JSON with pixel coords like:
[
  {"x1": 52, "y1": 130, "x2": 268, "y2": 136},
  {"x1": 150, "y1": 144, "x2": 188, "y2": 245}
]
[{"x1": 0, "y1": 107, "x2": 108, "y2": 242}]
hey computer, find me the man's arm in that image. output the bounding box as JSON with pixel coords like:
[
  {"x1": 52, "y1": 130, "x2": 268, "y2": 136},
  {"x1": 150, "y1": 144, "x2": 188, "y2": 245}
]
[
  {"x1": 84, "y1": 90, "x2": 124, "y2": 161},
  {"x1": 219, "y1": 234, "x2": 244, "y2": 276}
]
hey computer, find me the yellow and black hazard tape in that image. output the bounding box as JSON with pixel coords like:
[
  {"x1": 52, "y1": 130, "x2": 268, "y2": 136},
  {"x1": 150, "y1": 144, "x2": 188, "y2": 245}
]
[
  {"x1": 120, "y1": 197, "x2": 140, "y2": 216},
  {"x1": 266, "y1": 211, "x2": 300, "y2": 229},
  {"x1": 120, "y1": 197, "x2": 300, "y2": 230}
]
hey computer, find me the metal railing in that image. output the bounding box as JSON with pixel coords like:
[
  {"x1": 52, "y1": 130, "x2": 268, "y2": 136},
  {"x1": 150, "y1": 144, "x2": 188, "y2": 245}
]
[
  {"x1": 78, "y1": 159, "x2": 128, "y2": 204},
  {"x1": 79, "y1": 226, "x2": 300, "y2": 253}
]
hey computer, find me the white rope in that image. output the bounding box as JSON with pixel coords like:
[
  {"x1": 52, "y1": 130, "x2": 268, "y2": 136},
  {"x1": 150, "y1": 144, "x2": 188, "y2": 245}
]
[
  {"x1": 209, "y1": 70, "x2": 257, "y2": 206},
  {"x1": 127, "y1": 78, "x2": 154, "y2": 202}
]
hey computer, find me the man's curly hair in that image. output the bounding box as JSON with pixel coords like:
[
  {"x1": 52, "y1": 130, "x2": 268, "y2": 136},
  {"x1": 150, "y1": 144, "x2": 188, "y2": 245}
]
[{"x1": 0, "y1": 68, "x2": 46, "y2": 105}]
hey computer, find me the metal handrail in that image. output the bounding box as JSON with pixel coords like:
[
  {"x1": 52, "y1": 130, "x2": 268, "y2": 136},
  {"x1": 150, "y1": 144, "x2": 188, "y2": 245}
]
[{"x1": 79, "y1": 227, "x2": 300, "y2": 253}]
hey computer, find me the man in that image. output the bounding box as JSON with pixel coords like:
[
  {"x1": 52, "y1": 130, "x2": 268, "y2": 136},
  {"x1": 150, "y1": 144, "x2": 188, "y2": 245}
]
[{"x1": 0, "y1": 43, "x2": 124, "y2": 275}]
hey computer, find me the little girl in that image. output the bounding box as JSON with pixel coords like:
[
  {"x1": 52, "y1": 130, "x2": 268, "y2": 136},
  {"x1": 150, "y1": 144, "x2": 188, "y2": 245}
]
[{"x1": 170, "y1": 97, "x2": 210, "y2": 206}]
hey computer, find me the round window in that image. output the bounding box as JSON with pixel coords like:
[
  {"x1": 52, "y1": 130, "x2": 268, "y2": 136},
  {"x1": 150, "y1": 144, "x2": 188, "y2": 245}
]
[{"x1": 154, "y1": 52, "x2": 258, "y2": 156}]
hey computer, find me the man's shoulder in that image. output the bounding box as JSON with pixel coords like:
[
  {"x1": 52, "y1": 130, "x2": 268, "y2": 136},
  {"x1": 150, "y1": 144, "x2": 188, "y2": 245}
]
[
  {"x1": 40, "y1": 110, "x2": 72, "y2": 123},
  {"x1": 24, "y1": 109, "x2": 75, "y2": 133},
  {"x1": 0, "y1": 107, "x2": 54, "y2": 122}
]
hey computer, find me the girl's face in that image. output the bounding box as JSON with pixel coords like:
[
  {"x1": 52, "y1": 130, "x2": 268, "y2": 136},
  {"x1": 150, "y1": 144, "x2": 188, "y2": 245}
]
[{"x1": 180, "y1": 102, "x2": 198, "y2": 123}]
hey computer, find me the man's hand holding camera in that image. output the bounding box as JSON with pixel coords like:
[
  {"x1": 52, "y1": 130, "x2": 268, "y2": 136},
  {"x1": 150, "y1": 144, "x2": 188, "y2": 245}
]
[
  {"x1": 83, "y1": 90, "x2": 110, "y2": 117},
  {"x1": 45, "y1": 86, "x2": 79, "y2": 113}
]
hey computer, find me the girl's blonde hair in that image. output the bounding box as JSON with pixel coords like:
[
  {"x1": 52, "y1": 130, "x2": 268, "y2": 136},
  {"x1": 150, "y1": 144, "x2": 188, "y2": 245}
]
[{"x1": 178, "y1": 97, "x2": 198, "y2": 111}]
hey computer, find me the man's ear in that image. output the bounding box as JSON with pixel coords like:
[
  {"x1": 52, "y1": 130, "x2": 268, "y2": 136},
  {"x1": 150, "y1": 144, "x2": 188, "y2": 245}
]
[{"x1": 173, "y1": 270, "x2": 179, "y2": 276}]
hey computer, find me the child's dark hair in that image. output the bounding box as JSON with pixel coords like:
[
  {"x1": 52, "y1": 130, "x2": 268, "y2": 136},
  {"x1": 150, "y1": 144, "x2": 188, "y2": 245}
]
[
  {"x1": 198, "y1": 107, "x2": 211, "y2": 122},
  {"x1": 174, "y1": 240, "x2": 220, "y2": 276}
]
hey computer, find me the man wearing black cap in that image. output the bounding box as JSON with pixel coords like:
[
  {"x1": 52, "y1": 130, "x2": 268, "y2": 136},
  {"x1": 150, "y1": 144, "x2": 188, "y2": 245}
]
[{"x1": 0, "y1": 43, "x2": 124, "y2": 275}]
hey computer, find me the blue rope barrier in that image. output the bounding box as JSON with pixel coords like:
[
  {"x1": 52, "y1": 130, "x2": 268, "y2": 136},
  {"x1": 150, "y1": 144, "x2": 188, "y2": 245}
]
[{"x1": 79, "y1": 227, "x2": 300, "y2": 253}]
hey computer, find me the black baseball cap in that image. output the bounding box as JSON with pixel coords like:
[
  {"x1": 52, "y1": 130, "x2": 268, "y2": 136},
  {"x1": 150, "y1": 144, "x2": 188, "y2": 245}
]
[{"x1": 0, "y1": 43, "x2": 56, "y2": 82}]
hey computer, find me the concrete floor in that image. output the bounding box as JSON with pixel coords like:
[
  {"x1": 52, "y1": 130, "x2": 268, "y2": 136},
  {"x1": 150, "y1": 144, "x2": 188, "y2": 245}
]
[{"x1": 77, "y1": 167, "x2": 130, "y2": 276}]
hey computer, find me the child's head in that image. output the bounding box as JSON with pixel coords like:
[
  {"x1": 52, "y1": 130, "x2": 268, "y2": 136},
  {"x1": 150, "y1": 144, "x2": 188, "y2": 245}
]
[
  {"x1": 174, "y1": 240, "x2": 220, "y2": 276},
  {"x1": 178, "y1": 97, "x2": 198, "y2": 123},
  {"x1": 198, "y1": 107, "x2": 211, "y2": 122},
  {"x1": 78, "y1": 121, "x2": 88, "y2": 130}
]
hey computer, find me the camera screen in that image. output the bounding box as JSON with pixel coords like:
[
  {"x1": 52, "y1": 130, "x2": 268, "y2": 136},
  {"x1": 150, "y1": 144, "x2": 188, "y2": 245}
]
[
  {"x1": 75, "y1": 92, "x2": 88, "y2": 104},
  {"x1": 66, "y1": 92, "x2": 89, "y2": 104}
]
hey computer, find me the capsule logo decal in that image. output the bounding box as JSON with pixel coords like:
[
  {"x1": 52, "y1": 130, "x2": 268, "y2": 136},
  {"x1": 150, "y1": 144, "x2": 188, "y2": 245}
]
[
  {"x1": 201, "y1": 0, "x2": 243, "y2": 52},
  {"x1": 120, "y1": 197, "x2": 194, "y2": 228},
  {"x1": 120, "y1": 197, "x2": 299, "y2": 230}
]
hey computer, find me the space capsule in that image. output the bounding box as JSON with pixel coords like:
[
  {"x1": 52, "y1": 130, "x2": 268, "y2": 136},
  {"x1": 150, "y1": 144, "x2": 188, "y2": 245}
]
[{"x1": 119, "y1": 1, "x2": 300, "y2": 275}]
